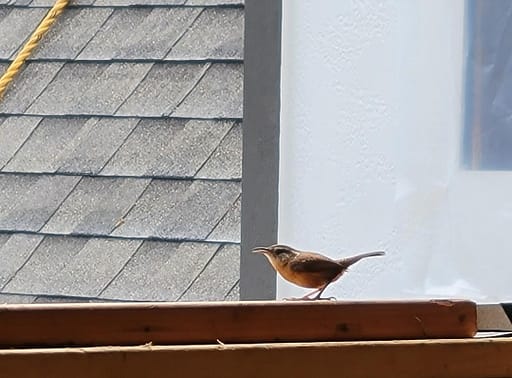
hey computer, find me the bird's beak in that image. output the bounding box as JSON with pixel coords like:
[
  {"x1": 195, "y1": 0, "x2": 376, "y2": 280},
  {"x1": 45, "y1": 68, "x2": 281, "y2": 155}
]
[{"x1": 252, "y1": 247, "x2": 270, "y2": 254}]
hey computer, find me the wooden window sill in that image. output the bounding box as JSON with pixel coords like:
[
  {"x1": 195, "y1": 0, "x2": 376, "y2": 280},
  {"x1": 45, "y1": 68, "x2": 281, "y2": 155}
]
[{"x1": 1, "y1": 300, "x2": 510, "y2": 377}]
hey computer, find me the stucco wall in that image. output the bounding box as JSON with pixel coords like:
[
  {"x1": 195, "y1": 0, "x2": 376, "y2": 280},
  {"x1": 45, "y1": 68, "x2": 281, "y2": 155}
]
[{"x1": 279, "y1": 0, "x2": 512, "y2": 301}]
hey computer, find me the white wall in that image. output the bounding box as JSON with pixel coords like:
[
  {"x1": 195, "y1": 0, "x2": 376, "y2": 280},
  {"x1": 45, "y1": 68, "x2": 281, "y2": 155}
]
[{"x1": 279, "y1": 0, "x2": 512, "y2": 302}]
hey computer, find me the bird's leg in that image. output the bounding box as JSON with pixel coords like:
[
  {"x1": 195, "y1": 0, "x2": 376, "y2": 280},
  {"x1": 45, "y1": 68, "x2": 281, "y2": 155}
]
[
  {"x1": 284, "y1": 285, "x2": 335, "y2": 301},
  {"x1": 312, "y1": 281, "x2": 336, "y2": 300},
  {"x1": 282, "y1": 288, "x2": 322, "y2": 301},
  {"x1": 313, "y1": 285, "x2": 327, "y2": 300},
  {"x1": 301, "y1": 287, "x2": 321, "y2": 299}
]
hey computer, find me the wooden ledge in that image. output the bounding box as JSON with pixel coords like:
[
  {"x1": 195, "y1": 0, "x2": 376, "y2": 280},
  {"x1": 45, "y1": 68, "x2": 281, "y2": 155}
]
[
  {"x1": 0, "y1": 299, "x2": 476, "y2": 347},
  {"x1": 2, "y1": 338, "x2": 512, "y2": 378}
]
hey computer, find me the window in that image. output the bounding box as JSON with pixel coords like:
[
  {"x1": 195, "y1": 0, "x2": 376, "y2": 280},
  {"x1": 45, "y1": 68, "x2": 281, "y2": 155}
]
[{"x1": 464, "y1": 0, "x2": 512, "y2": 169}]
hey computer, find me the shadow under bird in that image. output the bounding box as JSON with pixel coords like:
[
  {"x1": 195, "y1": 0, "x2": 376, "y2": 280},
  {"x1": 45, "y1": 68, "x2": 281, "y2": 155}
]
[{"x1": 252, "y1": 244, "x2": 385, "y2": 300}]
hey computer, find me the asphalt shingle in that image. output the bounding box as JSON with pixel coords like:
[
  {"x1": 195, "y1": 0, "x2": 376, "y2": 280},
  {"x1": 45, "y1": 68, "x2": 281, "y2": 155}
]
[
  {"x1": 57, "y1": 117, "x2": 140, "y2": 175},
  {"x1": 1, "y1": 235, "x2": 144, "y2": 301},
  {"x1": 111, "y1": 180, "x2": 241, "y2": 240},
  {"x1": 0, "y1": 0, "x2": 244, "y2": 303},
  {"x1": 33, "y1": 296, "x2": 94, "y2": 303},
  {"x1": 0, "y1": 293, "x2": 35, "y2": 304},
  {"x1": 0, "y1": 116, "x2": 42, "y2": 169},
  {"x1": 32, "y1": 8, "x2": 113, "y2": 59},
  {"x1": 173, "y1": 63, "x2": 243, "y2": 118},
  {"x1": 42, "y1": 176, "x2": 150, "y2": 235},
  {"x1": 0, "y1": 174, "x2": 80, "y2": 231},
  {"x1": 0, "y1": 234, "x2": 9, "y2": 249},
  {"x1": 0, "y1": 62, "x2": 64, "y2": 114},
  {"x1": 179, "y1": 244, "x2": 239, "y2": 301},
  {"x1": 166, "y1": 8, "x2": 243, "y2": 60},
  {"x1": 0, "y1": 0, "x2": 31, "y2": 5},
  {"x1": 1, "y1": 117, "x2": 139, "y2": 175},
  {"x1": 3, "y1": 117, "x2": 91, "y2": 173},
  {"x1": 116, "y1": 63, "x2": 208, "y2": 117},
  {"x1": 224, "y1": 281, "x2": 239, "y2": 301},
  {"x1": 4, "y1": 236, "x2": 89, "y2": 295},
  {"x1": 186, "y1": 0, "x2": 243, "y2": 4},
  {"x1": 27, "y1": 63, "x2": 152, "y2": 116},
  {"x1": 78, "y1": 8, "x2": 200, "y2": 60},
  {"x1": 0, "y1": 233, "x2": 43, "y2": 288},
  {"x1": 0, "y1": 8, "x2": 46, "y2": 59},
  {"x1": 196, "y1": 122, "x2": 241, "y2": 179},
  {"x1": 100, "y1": 241, "x2": 218, "y2": 301},
  {"x1": 30, "y1": 0, "x2": 96, "y2": 6},
  {"x1": 32, "y1": 295, "x2": 114, "y2": 303},
  {"x1": 41, "y1": 238, "x2": 141, "y2": 297},
  {"x1": 207, "y1": 194, "x2": 240, "y2": 242},
  {"x1": 2, "y1": 62, "x2": 242, "y2": 118},
  {"x1": 101, "y1": 119, "x2": 232, "y2": 177},
  {"x1": 93, "y1": 0, "x2": 185, "y2": 5}
]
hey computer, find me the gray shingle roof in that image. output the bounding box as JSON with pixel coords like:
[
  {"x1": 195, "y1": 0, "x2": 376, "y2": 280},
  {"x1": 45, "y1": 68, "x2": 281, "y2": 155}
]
[
  {"x1": 178, "y1": 243, "x2": 239, "y2": 301},
  {"x1": 0, "y1": 0, "x2": 242, "y2": 303},
  {"x1": 207, "y1": 194, "x2": 241, "y2": 242},
  {"x1": 4, "y1": 236, "x2": 141, "y2": 297},
  {"x1": 100, "y1": 119, "x2": 236, "y2": 177},
  {"x1": 0, "y1": 174, "x2": 80, "y2": 231},
  {"x1": 0, "y1": 116, "x2": 41, "y2": 167},
  {"x1": 0, "y1": 6, "x2": 243, "y2": 60},
  {"x1": 165, "y1": 8, "x2": 243, "y2": 60},
  {"x1": 196, "y1": 122, "x2": 242, "y2": 179},
  {"x1": 0, "y1": 62, "x2": 64, "y2": 113},
  {"x1": 27, "y1": 63, "x2": 153, "y2": 115},
  {"x1": 41, "y1": 176, "x2": 151, "y2": 235},
  {"x1": 32, "y1": 8, "x2": 113, "y2": 59},
  {"x1": 0, "y1": 0, "x2": 243, "y2": 6},
  {"x1": 109, "y1": 179, "x2": 240, "y2": 240},
  {"x1": 172, "y1": 63, "x2": 243, "y2": 118},
  {"x1": 0, "y1": 8, "x2": 47, "y2": 58},
  {"x1": 77, "y1": 8, "x2": 201, "y2": 60},
  {"x1": 0, "y1": 62, "x2": 244, "y2": 117},
  {"x1": 99, "y1": 241, "x2": 228, "y2": 301},
  {"x1": 0, "y1": 233, "x2": 43, "y2": 288}
]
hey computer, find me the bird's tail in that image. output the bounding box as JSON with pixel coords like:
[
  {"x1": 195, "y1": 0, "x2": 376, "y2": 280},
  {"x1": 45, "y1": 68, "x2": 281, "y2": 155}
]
[{"x1": 337, "y1": 251, "x2": 385, "y2": 268}]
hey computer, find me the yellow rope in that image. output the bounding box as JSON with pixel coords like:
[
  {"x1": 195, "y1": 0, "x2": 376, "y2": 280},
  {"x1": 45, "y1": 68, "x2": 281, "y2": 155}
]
[{"x1": 0, "y1": 0, "x2": 70, "y2": 99}]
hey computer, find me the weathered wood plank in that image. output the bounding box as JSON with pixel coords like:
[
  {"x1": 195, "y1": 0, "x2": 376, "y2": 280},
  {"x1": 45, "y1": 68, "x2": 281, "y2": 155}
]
[
  {"x1": 2, "y1": 339, "x2": 512, "y2": 378},
  {"x1": 0, "y1": 300, "x2": 476, "y2": 347}
]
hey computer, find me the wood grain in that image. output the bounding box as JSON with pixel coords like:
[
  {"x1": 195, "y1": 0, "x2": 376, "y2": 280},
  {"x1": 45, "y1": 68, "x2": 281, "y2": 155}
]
[
  {"x1": 1, "y1": 338, "x2": 512, "y2": 378},
  {"x1": 0, "y1": 300, "x2": 476, "y2": 347}
]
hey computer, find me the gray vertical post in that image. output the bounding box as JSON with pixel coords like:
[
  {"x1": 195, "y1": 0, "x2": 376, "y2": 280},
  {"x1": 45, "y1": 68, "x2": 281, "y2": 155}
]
[{"x1": 240, "y1": 0, "x2": 282, "y2": 300}]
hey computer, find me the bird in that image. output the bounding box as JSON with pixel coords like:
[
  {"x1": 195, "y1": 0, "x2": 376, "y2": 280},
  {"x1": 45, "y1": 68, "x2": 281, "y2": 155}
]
[{"x1": 252, "y1": 244, "x2": 385, "y2": 300}]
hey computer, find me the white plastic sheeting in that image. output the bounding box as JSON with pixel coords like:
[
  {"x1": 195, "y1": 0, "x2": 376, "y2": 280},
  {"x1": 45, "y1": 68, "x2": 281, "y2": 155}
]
[{"x1": 279, "y1": 0, "x2": 512, "y2": 302}]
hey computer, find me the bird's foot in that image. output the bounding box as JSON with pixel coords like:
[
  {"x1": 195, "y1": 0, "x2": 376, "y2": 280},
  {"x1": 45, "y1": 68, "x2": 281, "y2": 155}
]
[
  {"x1": 317, "y1": 296, "x2": 337, "y2": 301},
  {"x1": 282, "y1": 296, "x2": 336, "y2": 301},
  {"x1": 282, "y1": 296, "x2": 312, "y2": 301}
]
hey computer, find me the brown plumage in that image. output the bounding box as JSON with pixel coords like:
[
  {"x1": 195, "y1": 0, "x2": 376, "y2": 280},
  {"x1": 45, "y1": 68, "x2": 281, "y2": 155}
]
[{"x1": 252, "y1": 244, "x2": 385, "y2": 300}]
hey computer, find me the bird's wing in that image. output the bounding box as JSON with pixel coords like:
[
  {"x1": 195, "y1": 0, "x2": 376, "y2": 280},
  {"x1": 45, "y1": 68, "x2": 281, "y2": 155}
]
[{"x1": 289, "y1": 253, "x2": 341, "y2": 276}]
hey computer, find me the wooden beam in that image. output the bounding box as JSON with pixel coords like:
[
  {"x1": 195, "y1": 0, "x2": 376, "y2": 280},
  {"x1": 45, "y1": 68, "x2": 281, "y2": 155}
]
[
  {"x1": 2, "y1": 338, "x2": 512, "y2": 378},
  {"x1": 0, "y1": 300, "x2": 476, "y2": 347}
]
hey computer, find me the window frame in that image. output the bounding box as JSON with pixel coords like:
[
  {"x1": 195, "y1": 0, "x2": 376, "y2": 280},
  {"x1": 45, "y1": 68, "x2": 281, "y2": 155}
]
[{"x1": 240, "y1": 0, "x2": 282, "y2": 300}]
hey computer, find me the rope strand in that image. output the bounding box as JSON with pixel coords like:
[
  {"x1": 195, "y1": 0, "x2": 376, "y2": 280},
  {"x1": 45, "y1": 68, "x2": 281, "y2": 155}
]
[{"x1": 0, "y1": 0, "x2": 70, "y2": 99}]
